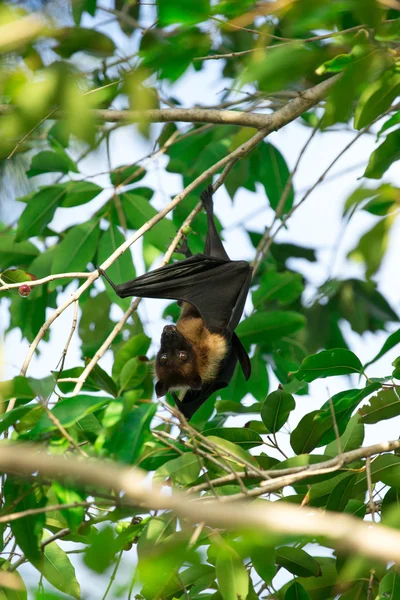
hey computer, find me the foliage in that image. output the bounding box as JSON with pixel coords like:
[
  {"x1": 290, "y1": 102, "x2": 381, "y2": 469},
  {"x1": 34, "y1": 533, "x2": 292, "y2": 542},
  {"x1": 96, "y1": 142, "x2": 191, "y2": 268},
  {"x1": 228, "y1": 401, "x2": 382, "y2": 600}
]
[{"x1": 1, "y1": 0, "x2": 400, "y2": 598}]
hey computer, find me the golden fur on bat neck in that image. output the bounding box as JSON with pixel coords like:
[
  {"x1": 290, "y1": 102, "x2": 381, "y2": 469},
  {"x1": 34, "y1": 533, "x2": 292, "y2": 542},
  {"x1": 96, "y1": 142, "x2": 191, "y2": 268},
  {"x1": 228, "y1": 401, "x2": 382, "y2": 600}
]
[{"x1": 177, "y1": 302, "x2": 227, "y2": 383}]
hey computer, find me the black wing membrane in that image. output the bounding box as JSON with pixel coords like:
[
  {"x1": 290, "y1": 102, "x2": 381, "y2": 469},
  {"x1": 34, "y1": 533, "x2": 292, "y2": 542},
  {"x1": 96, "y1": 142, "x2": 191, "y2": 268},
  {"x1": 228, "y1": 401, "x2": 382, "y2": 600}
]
[
  {"x1": 100, "y1": 185, "x2": 252, "y2": 418},
  {"x1": 108, "y1": 254, "x2": 251, "y2": 334}
]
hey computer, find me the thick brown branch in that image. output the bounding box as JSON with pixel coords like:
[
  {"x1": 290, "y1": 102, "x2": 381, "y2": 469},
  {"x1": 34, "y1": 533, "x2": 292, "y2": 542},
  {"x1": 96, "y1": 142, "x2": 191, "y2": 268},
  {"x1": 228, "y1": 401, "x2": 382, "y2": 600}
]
[{"x1": 0, "y1": 444, "x2": 400, "y2": 565}]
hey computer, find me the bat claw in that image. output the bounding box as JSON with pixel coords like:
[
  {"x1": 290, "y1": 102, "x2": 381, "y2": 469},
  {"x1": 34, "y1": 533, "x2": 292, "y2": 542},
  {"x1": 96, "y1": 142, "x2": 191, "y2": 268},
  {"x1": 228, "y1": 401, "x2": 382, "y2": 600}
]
[
  {"x1": 176, "y1": 237, "x2": 192, "y2": 258},
  {"x1": 200, "y1": 184, "x2": 214, "y2": 213}
]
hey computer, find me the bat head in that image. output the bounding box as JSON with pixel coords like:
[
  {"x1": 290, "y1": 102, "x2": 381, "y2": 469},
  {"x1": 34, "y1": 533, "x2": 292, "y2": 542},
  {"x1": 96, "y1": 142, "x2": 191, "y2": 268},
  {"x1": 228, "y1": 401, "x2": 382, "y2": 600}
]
[{"x1": 155, "y1": 324, "x2": 202, "y2": 397}]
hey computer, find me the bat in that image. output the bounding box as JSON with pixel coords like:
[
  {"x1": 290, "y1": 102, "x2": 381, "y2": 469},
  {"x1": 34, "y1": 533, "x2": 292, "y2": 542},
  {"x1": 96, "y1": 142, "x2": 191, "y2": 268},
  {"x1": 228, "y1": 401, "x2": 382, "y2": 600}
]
[{"x1": 99, "y1": 185, "x2": 252, "y2": 419}]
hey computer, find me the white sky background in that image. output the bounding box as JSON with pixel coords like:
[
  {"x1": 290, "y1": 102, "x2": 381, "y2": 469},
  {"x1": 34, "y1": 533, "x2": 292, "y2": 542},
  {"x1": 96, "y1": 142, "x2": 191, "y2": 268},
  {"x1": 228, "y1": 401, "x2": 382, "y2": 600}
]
[{"x1": 2, "y1": 5, "x2": 400, "y2": 598}]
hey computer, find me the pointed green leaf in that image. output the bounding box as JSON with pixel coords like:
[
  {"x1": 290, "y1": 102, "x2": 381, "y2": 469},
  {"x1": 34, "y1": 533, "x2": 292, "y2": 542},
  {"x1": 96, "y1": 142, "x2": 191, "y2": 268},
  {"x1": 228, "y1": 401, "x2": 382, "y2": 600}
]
[
  {"x1": 261, "y1": 389, "x2": 295, "y2": 433},
  {"x1": 51, "y1": 219, "x2": 100, "y2": 279},
  {"x1": 31, "y1": 395, "x2": 111, "y2": 434},
  {"x1": 364, "y1": 130, "x2": 400, "y2": 179},
  {"x1": 105, "y1": 402, "x2": 156, "y2": 464},
  {"x1": 359, "y1": 388, "x2": 400, "y2": 424},
  {"x1": 38, "y1": 534, "x2": 80, "y2": 598},
  {"x1": 154, "y1": 452, "x2": 200, "y2": 486},
  {"x1": 15, "y1": 186, "x2": 67, "y2": 242},
  {"x1": 61, "y1": 181, "x2": 103, "y2": 207},
  {"x1": 204, "y1": 427, "x2": 263, "y2": 450},
  {"x1": 112, "y1": 333, "x2": 151, "y2": 380},
  {"x1": 294, "y1": 349, "x2": 363, "y2": 382},
  {"x1": 236, "y1": 311, "x2": 306, "y2": 345},
  {"x1": 365, "y1": 328, "x2": 400, "y2": 368},
  {"x1": 27, "y1": 150, "x2": 78, "y2": 177},
  {"x1": 216, "y1": 544, "x2": 249, "y2": 600},
  {"x1": 285, "y1": 581, "x2": 312, "y2": 600},
  {"x1": 276, "y1": 546, "x2": 321, "y2": 578}
]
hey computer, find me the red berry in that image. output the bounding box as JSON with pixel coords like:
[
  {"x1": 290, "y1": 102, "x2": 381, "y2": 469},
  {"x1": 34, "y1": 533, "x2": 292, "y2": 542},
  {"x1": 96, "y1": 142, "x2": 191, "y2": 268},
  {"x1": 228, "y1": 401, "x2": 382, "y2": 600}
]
[{"x1": 18, "y1": 284, "x2": 31, "y2": 297}]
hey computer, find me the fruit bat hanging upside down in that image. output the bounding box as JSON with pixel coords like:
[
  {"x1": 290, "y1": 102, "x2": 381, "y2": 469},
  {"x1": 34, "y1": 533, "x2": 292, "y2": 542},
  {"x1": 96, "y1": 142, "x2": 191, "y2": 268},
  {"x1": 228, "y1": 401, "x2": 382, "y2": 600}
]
[{"x1": 99, "y1": 185, "x2": 252, "y2": 420}]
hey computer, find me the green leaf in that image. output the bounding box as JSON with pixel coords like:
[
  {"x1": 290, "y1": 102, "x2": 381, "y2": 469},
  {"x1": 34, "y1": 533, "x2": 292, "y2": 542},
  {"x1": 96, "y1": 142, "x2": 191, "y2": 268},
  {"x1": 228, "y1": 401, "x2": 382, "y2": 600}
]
[
  {"x1": 216, "y1": 544, "x2": 249, "y2": 600},
  {"x1": 261, "y1": 389, "x2": 295, "y2": 434},
  {"x1": 51, "y1": 219, "x2": 100, "y2": 280},
  {"x1": 359, "y1": 388, "x2": 400, "y2": 424},
  {"x1": 354, "y1": 454, "x2": 400, "y2": 495},
  {"x1": 158, "y1": 0, "x2": 210, "y2": 26},
  {"x1": 276, "y1": 546, "x2": 321, "y2": 578},
  {"x1": 38, "y1": 532, "x2": 80, "y2": 598},
  {"x1": 290, "y1": 410, "x2": 332, "y2": 455},
  {"x1": 121, "y1": 191, "x2": 156, "y2": 227},
  {"x1": 15, "y1": 186, "x2": 67, "y2": 242},
  {"x1": 285, "y1": 581, "x2": 312, "y2": 600},
  {"x1": 122, "y1": 191, "x2": 177, "y2": 251},
  {"x1": 364, "y1": 130, "x2": 400, "y2": 179},
  {"x1": 0, "y1": 376, "x2": 36, "y2": 400},
  {"x1": 54, "y1": 27, "x2": 116, "y2": 58},
  {"x1": 347, "y1": 216, "x2": 393, "y2": 278},
  {"x1": 325, "y1": 474, "x2": 357, "y2": 512},
  {"x1": 354, "y1": 71, "x2": 400, "y2": 129},
  {"x1": 252, "y1": 142, "x2": 294, "y2": 213},
  {"x1": 248, "y1": 349, "x2": 269, "y2": 401},
  {"x1": 86, "y1": 363, "x2": 118, "y2": 398},
  {"x1": 378, "y1": 569, "x2": 400, "y2": 599},
  {"x1": 204, "y1": 427, "x2": 263, "y2": 450},
  {"x1": 236, "y1": 311, "x2": 306, "y2": 345},
  {"x1": 1, "y1": 269, "x2": 32, "y2": 284},
  {"x1": 253, "y1": 269, "x2": 304, "y2": 307},
  {"x1": 31, "y1": 395, "x2": 111, "y2": 434},
  {"x1": 154, "y1": 452, "x2": 200, "y2": 486},
  {"x1": 27, "y1": 150, "x2": 78, "y2": 177},
  {"x1": 112, "y1": 333, "x2": 151, "y2": 380},
  {"x1": 84, "y1": 526, "x2": 118, "y2": 573},
  {"x1": 325, "y1": 415, "x2": 365, "y2": 455},
  {"x1": 5, "y1": 480, "x2": 45, "y2": 564},
  {"x1": 61, "y1": 181, "x2": 103, "y2": 207},
  {"x1": 294, "y1": 349, "x2": 363, "y2": 382},
  {"x1": 317, "y1": 52, "x2": 353, "y2": 74},
  {"x1": 250, "y1": 547, "x2": 276, "y2": 585},
  {"x1": 241, "y1": 45, "x2": 322, "y2": 95},
  {"x1": 105, "y1": 402, "x2": 156, "y2": 464},
  {"x1": 206, "y1": 436, "x2": 258, "y2": 469},
  {"x1": 317, "y1": 383, "x2": 381, "y2": 425},
  {"x1": 110, "y1": 164, "x2": 146, "y2": 187},
  {"x1": 365, "y1": 327, "x2": 400, "y2": 368},
  {"x1": 377, "y1": 110, "x2": 400, "y2": 137},
  {"x1": 0, "y1": 233, "x2": 39, "y2": 270},
  {"x1": 118, "y1": 358, "x2": 148, "y2": 394},
  {"x1": 52, "y1": 482, "x2": 85, "y2": 531}
]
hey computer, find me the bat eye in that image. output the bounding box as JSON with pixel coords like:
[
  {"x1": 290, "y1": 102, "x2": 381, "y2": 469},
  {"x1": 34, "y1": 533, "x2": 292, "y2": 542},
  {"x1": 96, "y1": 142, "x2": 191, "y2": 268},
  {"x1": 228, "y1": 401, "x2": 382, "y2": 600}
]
[
  {"x1": 178, "y1": 351, "x2": 188, "y2": 361},
  {"x1": 160, "y1": 354, "x2": 168, "y2": 364}
]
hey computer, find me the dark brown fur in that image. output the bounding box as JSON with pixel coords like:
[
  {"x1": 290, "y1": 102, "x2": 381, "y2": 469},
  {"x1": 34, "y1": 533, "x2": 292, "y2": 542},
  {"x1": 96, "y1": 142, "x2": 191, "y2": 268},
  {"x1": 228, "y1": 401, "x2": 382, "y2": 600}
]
[{"x1": 154, "y1": 302, "x2": 227, "y2": 397}]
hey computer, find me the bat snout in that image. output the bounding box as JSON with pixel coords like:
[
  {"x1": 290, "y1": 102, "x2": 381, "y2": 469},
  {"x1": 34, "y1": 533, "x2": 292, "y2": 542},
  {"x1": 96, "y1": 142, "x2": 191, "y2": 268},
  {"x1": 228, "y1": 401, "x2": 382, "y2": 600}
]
[{"x1": 162, "y1": 324, "x2": 178, "y2": 337}]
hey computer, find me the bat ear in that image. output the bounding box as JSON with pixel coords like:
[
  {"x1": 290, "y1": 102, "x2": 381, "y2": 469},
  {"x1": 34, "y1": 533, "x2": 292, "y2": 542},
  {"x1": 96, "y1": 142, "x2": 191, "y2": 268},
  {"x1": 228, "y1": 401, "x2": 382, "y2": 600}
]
[
  {"x1": 189, "y1": 375, "x2": 202, "y2": 390},
  {"x1": 155, "y1": 380, "x2": 169, "y2": 397}
]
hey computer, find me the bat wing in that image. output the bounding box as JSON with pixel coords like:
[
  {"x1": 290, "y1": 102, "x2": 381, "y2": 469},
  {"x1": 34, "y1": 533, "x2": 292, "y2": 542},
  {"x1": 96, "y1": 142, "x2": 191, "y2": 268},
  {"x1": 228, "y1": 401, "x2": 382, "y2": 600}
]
[{"x1": 108, "y1": 254, "x2": 252, "y2": 334}]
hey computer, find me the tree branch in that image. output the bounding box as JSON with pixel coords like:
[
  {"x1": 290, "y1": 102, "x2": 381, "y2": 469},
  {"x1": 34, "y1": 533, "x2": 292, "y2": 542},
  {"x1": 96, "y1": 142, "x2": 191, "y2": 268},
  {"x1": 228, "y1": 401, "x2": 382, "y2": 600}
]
[
  {"x1": 0, "y1": 77, "x2": 338, "y2": 132},
  {"x1": 0, "y1": 444, "x2": 400, "y2": 565}
]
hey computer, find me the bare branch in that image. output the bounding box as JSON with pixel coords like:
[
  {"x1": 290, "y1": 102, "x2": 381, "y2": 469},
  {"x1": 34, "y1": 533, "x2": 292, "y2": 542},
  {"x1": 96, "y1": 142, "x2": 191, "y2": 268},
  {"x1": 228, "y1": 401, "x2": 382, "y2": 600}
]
[
  {"x1": 0, "y1": 77, "x2": 338, "y2": 133},
  {"x1": 0, "y1": 273, "x2": 90, "y2": 292},
  {"x1": 189, "y1": 439, "x2": 400, "y2": 496}
]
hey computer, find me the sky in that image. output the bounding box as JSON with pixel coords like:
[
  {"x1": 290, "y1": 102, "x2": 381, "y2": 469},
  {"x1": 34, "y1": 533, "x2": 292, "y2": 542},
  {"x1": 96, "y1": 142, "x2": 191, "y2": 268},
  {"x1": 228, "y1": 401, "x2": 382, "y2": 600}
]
[{"x1": 2, "y1": 5, "x2": 400, "y2": 599}]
